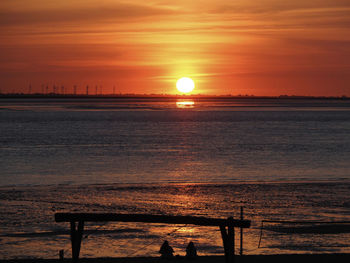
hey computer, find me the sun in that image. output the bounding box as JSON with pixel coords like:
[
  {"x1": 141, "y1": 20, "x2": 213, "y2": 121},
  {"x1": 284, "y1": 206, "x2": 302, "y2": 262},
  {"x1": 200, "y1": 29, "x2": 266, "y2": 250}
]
[{"x1": 176, "y1": 77, "x2": 195, "y2": 93}]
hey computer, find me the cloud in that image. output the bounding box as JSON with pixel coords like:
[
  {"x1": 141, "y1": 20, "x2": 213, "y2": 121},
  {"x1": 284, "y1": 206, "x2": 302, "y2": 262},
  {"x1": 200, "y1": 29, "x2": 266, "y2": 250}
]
[
  {"x1": 0, "y1": 2, "x2": 177, "y2": 27},
  {"x1": 207, "y1": 0, "x2": 350, "y2": 14}
]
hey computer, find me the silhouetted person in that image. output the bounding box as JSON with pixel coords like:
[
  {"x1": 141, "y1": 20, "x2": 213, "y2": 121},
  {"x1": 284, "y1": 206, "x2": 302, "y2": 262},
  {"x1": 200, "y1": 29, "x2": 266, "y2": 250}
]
[
  {"x1": 159, "y1": 240, "x2": 174, "y2": 259},
  {"x1": 186, "y1": 241, "x2": 197, "y2": 259}
]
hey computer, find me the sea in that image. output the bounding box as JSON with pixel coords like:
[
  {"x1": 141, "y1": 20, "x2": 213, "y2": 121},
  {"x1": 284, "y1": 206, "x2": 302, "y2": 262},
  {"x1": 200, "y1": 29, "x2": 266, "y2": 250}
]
[{"x1": 0, "y1": 97, "x2": 350, "y2": 259}]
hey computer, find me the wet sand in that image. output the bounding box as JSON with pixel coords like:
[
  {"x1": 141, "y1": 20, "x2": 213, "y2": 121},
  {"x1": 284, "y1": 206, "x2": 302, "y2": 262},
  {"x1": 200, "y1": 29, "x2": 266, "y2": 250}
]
[{"x1": 1, "y1": 254, "x2": 350, "y2": 263}]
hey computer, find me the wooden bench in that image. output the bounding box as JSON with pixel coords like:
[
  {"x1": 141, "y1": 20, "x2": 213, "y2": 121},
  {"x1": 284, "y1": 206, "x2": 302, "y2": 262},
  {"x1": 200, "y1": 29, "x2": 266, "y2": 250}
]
[{"x1": 55, "y1": 213, "x2": 251, "y2": 263}]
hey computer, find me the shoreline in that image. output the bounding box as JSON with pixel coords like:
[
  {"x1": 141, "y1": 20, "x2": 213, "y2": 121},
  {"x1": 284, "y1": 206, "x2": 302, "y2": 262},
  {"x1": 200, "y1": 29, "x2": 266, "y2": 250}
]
[
  {"x1": 1, "y1": 94, "x2": 349, "y2": 99},
  {"x1": 2, "y1": 180, "x2": 350, "y2": 189},
  {"x1": 1, "y1": 254, "x2": 350, "y2": 263}
]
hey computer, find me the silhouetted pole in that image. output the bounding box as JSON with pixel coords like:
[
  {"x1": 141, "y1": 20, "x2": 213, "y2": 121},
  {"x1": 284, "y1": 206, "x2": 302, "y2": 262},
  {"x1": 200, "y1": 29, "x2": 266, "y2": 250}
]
[
  {"x1": 240, "y1": 207, "x2": 243, "y2": 256},
  {"x1": 70, "y1": 221, "x2": 84, "y2": 262},
  {"x1": 86, "y1": 85, "x2": 89, "y2": 95},
  {"x1": 220, "y1": 217, "x2": 235, "y2": 263},
  {"x1": 74, "y1": 85, "x2": 77, "y2": 95},
  {"x1": 228, "y1": 217, "x2": 235, "y2": 263}
]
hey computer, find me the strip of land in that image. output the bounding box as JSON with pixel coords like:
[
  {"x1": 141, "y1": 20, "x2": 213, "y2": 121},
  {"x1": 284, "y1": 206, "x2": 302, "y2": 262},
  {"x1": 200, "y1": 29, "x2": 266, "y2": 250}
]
[{"x1": 1, "y1": 254, "x2": 350, "y2": 263}]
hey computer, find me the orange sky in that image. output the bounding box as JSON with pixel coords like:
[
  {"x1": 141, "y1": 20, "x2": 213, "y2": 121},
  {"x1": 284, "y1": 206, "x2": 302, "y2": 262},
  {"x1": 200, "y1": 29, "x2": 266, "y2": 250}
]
[{"x1": 1, "y1": 0, "x2": 350, "y2": 96}]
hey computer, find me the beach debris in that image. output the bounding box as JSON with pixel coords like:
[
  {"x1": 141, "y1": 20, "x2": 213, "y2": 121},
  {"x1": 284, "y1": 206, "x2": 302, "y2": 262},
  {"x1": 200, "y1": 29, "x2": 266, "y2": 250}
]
[
  {"x1": 159, "y1": 240, "x2": 174, "y2": 259},
  {"x1": 186, "y1": 241, "x2": 197, "y2": 259}
]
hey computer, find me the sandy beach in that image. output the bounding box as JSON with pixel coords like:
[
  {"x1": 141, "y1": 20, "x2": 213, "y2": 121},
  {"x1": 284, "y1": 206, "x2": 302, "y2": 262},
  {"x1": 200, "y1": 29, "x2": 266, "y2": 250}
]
[{"x1": 1, "y1": 254, "x2": 350, "y2": 263}]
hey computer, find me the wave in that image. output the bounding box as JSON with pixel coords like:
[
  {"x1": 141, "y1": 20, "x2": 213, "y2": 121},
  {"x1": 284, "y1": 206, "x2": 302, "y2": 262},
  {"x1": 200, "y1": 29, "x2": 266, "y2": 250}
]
[{"x1": 1, "y1": 228, "x2": 147, "y2": 238}]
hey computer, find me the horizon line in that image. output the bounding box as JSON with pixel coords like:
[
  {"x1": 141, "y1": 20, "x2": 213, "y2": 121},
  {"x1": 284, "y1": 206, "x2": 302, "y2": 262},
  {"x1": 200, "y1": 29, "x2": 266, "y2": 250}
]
[{"x1": 0, "y1": 93, "x2": 349, "y2": 100}]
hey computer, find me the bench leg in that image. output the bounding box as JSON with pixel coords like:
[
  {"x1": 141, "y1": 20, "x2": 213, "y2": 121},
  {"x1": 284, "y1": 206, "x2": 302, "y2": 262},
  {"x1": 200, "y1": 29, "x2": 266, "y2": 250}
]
[
  {"x1": 220, "y1": 218, "x2": 235, "y2": 263},
  {"x1": 70, "y1": 221, "x2": 84, "y2": 262}
]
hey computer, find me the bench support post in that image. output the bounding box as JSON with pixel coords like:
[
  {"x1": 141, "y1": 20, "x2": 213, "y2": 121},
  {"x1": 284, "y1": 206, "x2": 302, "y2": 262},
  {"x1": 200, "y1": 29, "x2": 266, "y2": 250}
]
[
  {"x1": 70, "y1": 220, "x2": 84, "y2": 262},
  {"x1": 220, "y1": 217, "x2": 235, "y2": 263}
]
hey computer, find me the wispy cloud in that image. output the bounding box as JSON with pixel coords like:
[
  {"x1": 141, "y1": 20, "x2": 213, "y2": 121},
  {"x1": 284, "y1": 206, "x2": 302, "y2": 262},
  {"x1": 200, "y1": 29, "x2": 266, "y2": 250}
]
[{"x1": 0, "y1": 1, "x2": 178, "y2": 26}]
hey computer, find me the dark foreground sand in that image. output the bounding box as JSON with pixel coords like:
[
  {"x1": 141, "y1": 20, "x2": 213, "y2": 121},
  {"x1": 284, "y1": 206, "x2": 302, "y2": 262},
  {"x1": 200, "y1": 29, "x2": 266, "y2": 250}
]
[{"x1": 1, "y1": 254, "x2": 350, "y2": 263}]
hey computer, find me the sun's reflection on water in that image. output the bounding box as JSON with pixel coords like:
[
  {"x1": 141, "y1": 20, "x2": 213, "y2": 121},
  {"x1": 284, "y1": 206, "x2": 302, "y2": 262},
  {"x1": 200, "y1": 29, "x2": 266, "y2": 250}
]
[{"x1": 176, "y1": 99, "x2": 195, "y2": 108}]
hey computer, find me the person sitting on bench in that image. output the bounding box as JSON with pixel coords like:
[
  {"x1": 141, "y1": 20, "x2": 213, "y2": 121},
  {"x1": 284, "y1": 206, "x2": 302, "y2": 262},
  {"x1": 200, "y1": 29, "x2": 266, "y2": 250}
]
[{"x1": 159, "y1": 240, "x2": 174, "y2": 259}]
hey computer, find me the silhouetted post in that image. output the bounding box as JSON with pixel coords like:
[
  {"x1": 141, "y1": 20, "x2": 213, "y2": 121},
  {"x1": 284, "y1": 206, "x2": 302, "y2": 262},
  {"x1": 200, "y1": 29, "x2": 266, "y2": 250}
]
[
  {"x1": 86, "y1": 85, "x2": 89, "y2": 96},
  {"x1": 240, "y1": 207, "x2": 243, "y2": 256},
  {"x1": 74, "y1": 85, "x2": 77, "y2": 95},
  {"x1": 227, "y1": 217, "x2": 235, "y2": 263},
  {"x1": 220, "y1": 224, "x2": 228, "y2": 261},
  {"x1": 258, "y1": 221, "x2": 264, "y2": 248},
  {"x1": 220, "y1": 217, "x2": 235, "y2": 263},
  {"x1": 70, "y1": 221, "x2": 84, "y2": 262}
]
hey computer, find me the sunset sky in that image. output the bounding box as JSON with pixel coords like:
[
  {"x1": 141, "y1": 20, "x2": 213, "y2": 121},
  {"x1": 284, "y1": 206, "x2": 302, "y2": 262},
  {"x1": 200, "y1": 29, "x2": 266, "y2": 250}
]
[{"x1": 1, "y1": 0, "x2": 350, "y2": 95}]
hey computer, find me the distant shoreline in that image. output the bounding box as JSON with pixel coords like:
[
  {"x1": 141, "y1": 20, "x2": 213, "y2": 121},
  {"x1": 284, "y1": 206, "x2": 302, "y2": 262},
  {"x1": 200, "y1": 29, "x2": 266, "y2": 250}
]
[
  {"x1": 2, "y1": 180, "x2": 350, "y2": 189},
  {"x1": 0, "y1": 94, "x2": 349, "y2": 100}
]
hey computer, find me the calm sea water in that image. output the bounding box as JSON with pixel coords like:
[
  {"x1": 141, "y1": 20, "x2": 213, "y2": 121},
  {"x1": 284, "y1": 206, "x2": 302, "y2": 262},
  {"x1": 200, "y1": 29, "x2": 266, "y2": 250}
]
[{"x1": 0, "y1": 98, "x2": 350, "y2": 259}]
